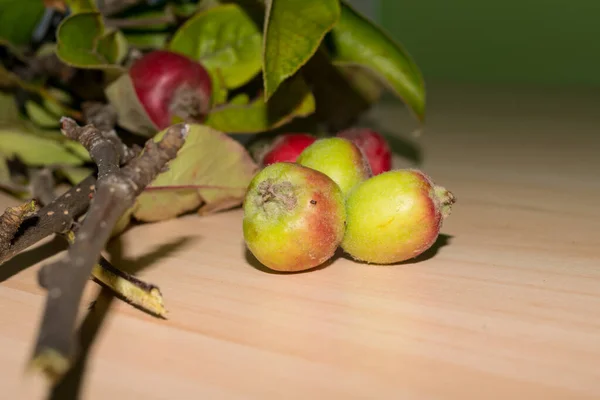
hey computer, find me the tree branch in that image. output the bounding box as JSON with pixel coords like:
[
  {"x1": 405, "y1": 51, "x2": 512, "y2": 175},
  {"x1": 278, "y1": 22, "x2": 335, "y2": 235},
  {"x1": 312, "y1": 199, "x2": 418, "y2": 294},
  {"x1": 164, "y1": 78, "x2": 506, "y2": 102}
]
[
  {"x1": 91, "y1": 257, "x2": 167, "y2": 318},
  {"x1": 81, "y1": 102, "x2": 118, "y2": 134},
  {"x1": 59, "y1": 117, "x2": 121, "y2": 179},
  {"x1": 0, "y1": 200, "x2": 37, "y2": 254},
  {"x1": 29, "y1": 168, "x2": 56, "y2": 207},
  {"x1": 59, "y1": 229, "x2": 168, "y2": 319},
  {"x1": 30, "y1": 121, "x2": 188, "y2": 382},
  {"x1": 14, "y1": 52, "x2": 76, "y2": 84},
  {"x1": 96, "y1": 0, "x2": 152, "y2": 17},
  {"x1": 30, "y1": 168, "x2": 168, "y2": 320},
  {"x1": 0, "y1": 175, "x2": 96, "y2": 265},
  {"x1": 1, "y1": 113, "x2": 163, "y2": 319},
  {"x1": 0, "y1": 112, "x2": 141, "y2": 265}
]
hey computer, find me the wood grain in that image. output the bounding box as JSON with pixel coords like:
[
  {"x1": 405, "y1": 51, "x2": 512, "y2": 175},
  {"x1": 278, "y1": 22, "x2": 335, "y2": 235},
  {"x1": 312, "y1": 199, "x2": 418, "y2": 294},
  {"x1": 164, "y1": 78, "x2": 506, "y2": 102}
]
[{"x1": 1, "y1": 84, "x2": 599, "y2": 399}]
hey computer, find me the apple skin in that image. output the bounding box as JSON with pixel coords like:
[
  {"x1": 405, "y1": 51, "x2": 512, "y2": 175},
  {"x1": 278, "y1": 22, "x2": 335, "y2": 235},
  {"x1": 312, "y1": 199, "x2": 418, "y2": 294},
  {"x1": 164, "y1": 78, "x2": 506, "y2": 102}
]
[
  {"x1": 337, "y1": 127, "x2": 392, "y2": 176},
  {"x1": 262, "y1": 133, "x2": 317, "y2": 166},
  {"x1": 341, "y1": 169, "x2": 456, "y2": 264},
  {"x1": 129, "y1": 50, "x2": 212, "y2": 130},
  {"x1": 243, "y1": 162, "x2": 346, "y2": 272},
  {"x1": 296, "y1": 137, "x2": 371, "y2": 197}
]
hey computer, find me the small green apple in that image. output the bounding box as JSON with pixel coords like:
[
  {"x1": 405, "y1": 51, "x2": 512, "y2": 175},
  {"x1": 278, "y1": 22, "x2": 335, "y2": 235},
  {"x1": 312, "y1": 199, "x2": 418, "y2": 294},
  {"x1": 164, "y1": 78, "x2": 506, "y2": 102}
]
[
  {"x1": 243, "y1": 162, "x2": 346, "y2": 272},
  {"x1": 296, "y1": 137, "x2": 371, "y2": 197},
  {"x1": 341, "y1": 169, "x2": 456, "y2": 264}
]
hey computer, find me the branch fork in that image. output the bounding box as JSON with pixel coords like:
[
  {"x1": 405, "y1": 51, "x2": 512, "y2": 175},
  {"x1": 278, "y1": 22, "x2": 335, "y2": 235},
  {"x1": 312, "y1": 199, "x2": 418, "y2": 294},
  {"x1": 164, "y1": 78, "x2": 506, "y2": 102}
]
[{"x1": 25, "y1": 118, "x2": 189, "y2": 381}]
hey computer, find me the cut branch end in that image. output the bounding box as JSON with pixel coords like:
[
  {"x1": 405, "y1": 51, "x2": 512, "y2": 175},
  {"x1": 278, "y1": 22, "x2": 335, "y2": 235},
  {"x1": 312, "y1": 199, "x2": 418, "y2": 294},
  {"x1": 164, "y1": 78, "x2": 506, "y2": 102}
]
[{"x1": 28, "y1": 348, "x2": 70, "y2": 385}]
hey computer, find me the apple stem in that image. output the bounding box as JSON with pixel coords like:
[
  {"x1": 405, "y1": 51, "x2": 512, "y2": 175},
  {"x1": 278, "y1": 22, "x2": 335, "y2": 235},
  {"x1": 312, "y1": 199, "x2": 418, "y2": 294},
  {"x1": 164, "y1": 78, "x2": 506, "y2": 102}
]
[{"x1": 434, "y1": 185, "x2": 456, "y2": 218}]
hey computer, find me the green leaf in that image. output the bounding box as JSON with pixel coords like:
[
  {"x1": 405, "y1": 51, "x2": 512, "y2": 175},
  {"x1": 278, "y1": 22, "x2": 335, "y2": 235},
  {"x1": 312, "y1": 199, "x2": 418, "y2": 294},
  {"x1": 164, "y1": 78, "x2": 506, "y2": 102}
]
[
  {"x1": 97, "y1": 30, "x2": 129, "y2": 65},
  {"x1": 57, "y1": 166, "x2": 93, "y2": 186},
  {"x1": 0, "y1": 130, "x2": 86, "y2": 166},
  {"x1": 263, "y1": 0, "x2": 340, "y2": 100},
  {"x1": 124, "y1": 32, "x2": 169, "y2": 49},
  {"x1": 0, "y1": 91, "x2": 22, "y2": 126},
  {"x1": 328, "y1": 2, "x2": 426, "y2": 121},
  {"x1": 207, "y1": 68, "x2": 229, "y2": 107},
  {"x1": 0, "y1": 88, "x2": 87, "y2": 161},
  {"x1": 132, "y1": 124, "x2": 258, "y2": 222},
  {"x1": 0, "y1": 153, "x2": 9, "y2": 183},
  {"x1": 0, "y1": 0, "x2": 45, "y2": 47},
  {"x1": 335, "y1": 62, "x2": 385, "y2": 104},
  {"x1": 55, "y1": 12, "x2": 128, "y2": 70},
  {"x1": 0, "y1": 50, "x2": 81, "y2": 119},
  {"x1": 204, "y1": 75, "x2": 315, "y2": 134},
  {"x1": 66, "y1": 0, "x2": 98, "y2": 13},
  {"x1": 0, "y1": 92, "x2": 89, "y2": 166},
  {"x1": 22, "y1": 86, "x2": 74, "y2": 130},
  {"x1": 43, "y1": 87, "x2": 75, "y2": 117},
  {"x1": 173, "y1": 2, "x2": 202, "y2": 17},
  {"x1": 24, "y1": 100, "x2": 61, "y2": 129},
  {"x1": 169, "y1": 4, "x2": 263, "y2": 89},
  {"x1": 228, "y1": 93, "x2": 250, "y2": 106},
  {"x1": 62, "y1": 141, "x2": 92, "y2": 162}
]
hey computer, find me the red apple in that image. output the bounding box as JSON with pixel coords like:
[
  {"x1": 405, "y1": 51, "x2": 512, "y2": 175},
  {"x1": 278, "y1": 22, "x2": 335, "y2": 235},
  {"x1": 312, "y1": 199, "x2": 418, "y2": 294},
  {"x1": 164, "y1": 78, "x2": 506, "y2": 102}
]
[
  {"x1": 337, "y1": 127, "x2": 392, "y2": 175},
  {"x1": 262, "y1": 133, "x2": 317, "y2": 166},
  {"x1": 128, "y1": 50, "x2": 212, "y2": 130}
]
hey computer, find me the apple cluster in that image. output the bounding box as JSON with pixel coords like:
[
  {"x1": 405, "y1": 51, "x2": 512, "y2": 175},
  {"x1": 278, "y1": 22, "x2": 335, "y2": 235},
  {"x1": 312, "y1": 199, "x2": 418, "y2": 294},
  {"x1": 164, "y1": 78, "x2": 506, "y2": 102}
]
[
  {"x1": 243, "y1": 136, "x2": 456, "y2": 272},
  {"x1": 259, "y1": 128, "x2": 392, "y2": 176}
]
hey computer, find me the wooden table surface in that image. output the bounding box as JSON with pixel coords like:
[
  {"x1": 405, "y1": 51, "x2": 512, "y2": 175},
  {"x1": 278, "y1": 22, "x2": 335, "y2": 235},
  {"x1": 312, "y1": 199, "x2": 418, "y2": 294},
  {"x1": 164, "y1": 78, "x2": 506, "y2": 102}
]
[{"x1": 1, "y1": 84, "x2": 599, "y2": 399}]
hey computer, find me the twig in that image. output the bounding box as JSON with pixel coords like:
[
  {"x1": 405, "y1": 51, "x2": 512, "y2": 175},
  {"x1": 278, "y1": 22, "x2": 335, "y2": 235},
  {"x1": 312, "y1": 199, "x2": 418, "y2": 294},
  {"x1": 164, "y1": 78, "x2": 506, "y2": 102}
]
[
  {"x1": 13, "y1": 52, "x2": 76, "y2": 84},
  {"x1": 0, "y1": 175, "x2": 96, "y2": 265},
  {"x1": 91, "y1": 257, "x2": 167, "y2": 318},
  {"x1": 30, "y1": 120, "x2": 188, "y2": 381},
  {"x1": 0, "y1": 181, "x2": 29, "y2": 195},
  {"x1": 61, "y1": 229, "x2": 168, "y2": 319},
  {"x1": 59, "y1": 118, "x2": 120, "y2": 178},
  {"x1": 27, "y1": 167, "x2": 167, "y2": 319},
  {"x1": 29, "y1": 168, "x2": 56, "y2": 207},
  {"x1": 0, "y1": 201, "x2": 37, "y2": 255},
  {"x1": 96, "y1": 0, "x2": 151, "y2": 16},
  {"x1": 0, "y1": 112, "x2": 161, "y2": 318},
  {"x1": 0, "y1": 115, "x2": 135, "y2": 265},
  {"x1": 81, "y1": 102, "x2": 118, "y2": 134}
]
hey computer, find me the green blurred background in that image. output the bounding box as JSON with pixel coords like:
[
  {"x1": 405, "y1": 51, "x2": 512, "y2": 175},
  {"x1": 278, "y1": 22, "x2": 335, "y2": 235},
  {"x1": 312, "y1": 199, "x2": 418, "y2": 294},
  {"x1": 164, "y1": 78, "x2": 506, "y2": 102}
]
[
  {"x1": 3, "y1": 0, "x2": 596, "y2": 88},
  {"x1": 353, "y1": 0, "x2": 599, "y2": 87}
]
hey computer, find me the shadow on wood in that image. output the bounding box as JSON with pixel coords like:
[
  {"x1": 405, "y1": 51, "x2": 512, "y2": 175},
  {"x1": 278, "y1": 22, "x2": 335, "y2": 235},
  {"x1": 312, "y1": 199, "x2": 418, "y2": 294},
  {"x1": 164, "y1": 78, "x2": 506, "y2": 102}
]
[
  {"x1": 398, "y1": 233, "x2": 454, "y2": 265},
  {"x1": 48, "y1": 288, "x2": 115, "y2": 400},
  {"x1": 339, "y1": 233, "x2": 454, "y2": 266},
  {"x1": 244, "y1": 244, "x2": 341, "y2": 275},
  {"x1": 106, "y1": 234, "x2": 199, "y2": 275},
  {"x1": 48, "y1": 235, "x2": 196, "y2": 400},
  {"x1": 0, "y1": 235, "x2": 67, "y2": 282}
]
